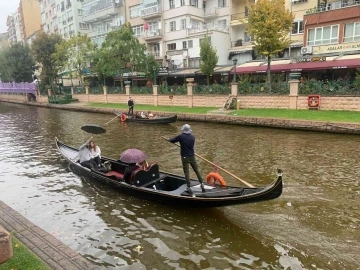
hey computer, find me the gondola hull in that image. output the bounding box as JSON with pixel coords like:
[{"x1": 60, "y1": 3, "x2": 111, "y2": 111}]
[
  {"x1": 114, "y1": 110, "x2": 177, "y2": 124},
  {"x1": 56, "y1": 138, "x2": 283, "y2": 208}
]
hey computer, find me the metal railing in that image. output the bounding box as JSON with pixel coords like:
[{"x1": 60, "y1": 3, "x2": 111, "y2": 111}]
[
  {"x1": 203, "y1": 7, "x2": 218, "y2": 16},
  {"x1": 238, "y1": 82, "x2": 290, "y2": 95},
  {"x1": 299, "y1": 80, "x2": 359, "y2": 95},
  {"x1": 231, "y1": 12, "x2": 248, "y2": 21},
  {"x1": 306, "y1": 0, "x2": 360, "y2": 14},
  {"x1": 107, "y1": 86, "x2": 125, "y2": 94},
  {"x1": 83, "y1": 0, "x2": 122, "y2": 17},
  {"x1": 194, "y1": 84, "x2": 231, "y2": 94},
  {"x1": 188, "y1": 24, "x2": 228, "y2": 34},
  {"x1": 141, "y1": 4, "x2": 161, "y2": 17},
  {"x1": 130, "y1": 86, "x2": 153, "y2": 94}
]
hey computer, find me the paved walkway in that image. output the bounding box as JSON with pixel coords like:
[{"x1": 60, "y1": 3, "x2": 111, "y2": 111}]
[{"x1": 0, "y1": 201, "x2": 97, "y2": 270}]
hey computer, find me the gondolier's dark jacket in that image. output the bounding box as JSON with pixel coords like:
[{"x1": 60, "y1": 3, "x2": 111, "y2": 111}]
[
  {"x1": 169, "y1": 134, "x2": 195, "y2": 157},
  {"x1": 128, "y1": 99, "x2": 134, "y2": 107}
]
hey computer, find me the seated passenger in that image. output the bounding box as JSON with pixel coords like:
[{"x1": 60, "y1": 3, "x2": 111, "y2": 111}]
[
  {"x1": 88, "y1": 140, "x2": 102, "y2": 169},
  {"x1": 137, "y1": 160, "x2": 149, "y2": 170},
  {"x1": 140, "y1": 111, "x2": 147, "y2": 118},
  {"x1": 79, "y1": 136, "x2": 99, "y2": 170},
  {"x1": 123, "y1": 163, "x2": 140, "y2": 184},
  {"x1": 147, "y1": 111, "x2": 154, "y2": 119}
]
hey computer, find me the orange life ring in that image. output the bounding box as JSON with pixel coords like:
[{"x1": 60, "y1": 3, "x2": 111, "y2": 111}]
[
  {"x1": 206, "y1": 172, "x2": 226, "y2": 186},
  {"x1": 120, "y1": 114, "x2": 127, "y2": 122}
]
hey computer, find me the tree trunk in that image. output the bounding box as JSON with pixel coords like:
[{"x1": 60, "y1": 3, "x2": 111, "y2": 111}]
[
  {"x1": 267, "y1": 55, "x2": 272, "y2": 93},
  {"x1": 207, "y1": 75, "x2": 210, "y2": 86}
]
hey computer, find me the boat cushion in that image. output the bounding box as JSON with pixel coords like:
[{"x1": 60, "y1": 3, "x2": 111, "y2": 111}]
[
  {"x1": 105, "y1": 171, "x2": 124, "y2": 181},
  {"x1": 131, "y1": 163, "x2": 160, "y2": 186}
]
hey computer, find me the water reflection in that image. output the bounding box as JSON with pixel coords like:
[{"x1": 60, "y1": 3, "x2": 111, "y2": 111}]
[{"x1": 0, "y1": 103, "x2": 359, "y2": 269}]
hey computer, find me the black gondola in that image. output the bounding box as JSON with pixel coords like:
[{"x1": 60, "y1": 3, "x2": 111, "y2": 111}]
[
  {"x1": 55, "y1": 138, "x2": 283, "y2": 208},
  {"x1": 114, "y1": 110, "x2": 177, "y2": 124}
]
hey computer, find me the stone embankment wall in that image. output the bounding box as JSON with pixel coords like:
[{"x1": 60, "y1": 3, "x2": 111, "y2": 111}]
[
  {"x1": 1, "y1": 80, "x2": 360, "y2": 111},
  {"x1": 1, "y1": 99, "x2": 360, "y2": 135}
]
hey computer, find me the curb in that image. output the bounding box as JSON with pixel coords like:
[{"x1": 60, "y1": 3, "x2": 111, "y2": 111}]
[{"x1": 0, "y1": 201, "x2": 97, "y2": 270}]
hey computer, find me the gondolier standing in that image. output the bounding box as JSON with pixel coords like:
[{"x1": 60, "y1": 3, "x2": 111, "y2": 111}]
[
  {"x1": 128, "y1": 97, "x2": 134, "y2": 116},
  {"x1": 168, "y1": 124, "x2": 206, "y2": 195}
]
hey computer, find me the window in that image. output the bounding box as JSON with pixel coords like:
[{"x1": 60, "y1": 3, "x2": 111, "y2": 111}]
[
  {"x1": 307, "y1": 25, "x2": 338, "y2": 46},
  {"x1": 169, "y1": 0, "x2": 175, "y2": 9},
  {"x1": 78, "y1": 9, "x2": 82, "y2": 15},
  {"x1": 218, "y1": 19, "x2": 227, "y2": 29},
  {"x1": 130, "y1": 5, "x2": 141, "y2": 18},
  {"x1": 244, "y1": 32, "x2": 251, "y2": 43},
  {"x1": 292, "y1": 20, "x2": 303, "y2": 34},
  {"x1": 149, "y1": 22, "x2": 159, "y2": 33},
  {"x1": 181, "y1": 19, "x2": 186, "y2": 30},
  {"x1": 190, "y1": 0, "x2": 198, "y2": 7},
  {"x1": 132, "y1": 25, "x2": 144, "y2": 36},
  {"x1": 167, "y1": 43, "x2": 176, "y2": 50},
  {"x1": 344, "y1": 22, "x2": 360, "y2": 42},
  {"x1": 170, "y1": 21, "x2": 176, "y2": 31},
  {"x1": 180, "y1": 0, "x2": 185, "y2": 6},
  {"x1": 188, "y1": 40, "x2": 193, "y2": 48},
  {"x1": 183, "y1": 41, "x2": 187, "y2": 49},
  {"x1": 189, "y1": 57, "x2": 200, "y2": 67},
  {"x1": 218, "y1": 0, "x2": 226, "y2": 7}
]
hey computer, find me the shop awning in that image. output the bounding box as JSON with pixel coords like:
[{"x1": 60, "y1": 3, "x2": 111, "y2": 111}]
[{"x1": 234, "y1": 55, "x2": 360, "y2": 74}]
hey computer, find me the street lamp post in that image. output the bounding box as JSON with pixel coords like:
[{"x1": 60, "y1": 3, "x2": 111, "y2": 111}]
[
  {"x1": 232, "y1": 58, "x2": 238, "y2": 82},
  {"x1": 153, "y1": 67, "x2": 158, "y2": 85}
]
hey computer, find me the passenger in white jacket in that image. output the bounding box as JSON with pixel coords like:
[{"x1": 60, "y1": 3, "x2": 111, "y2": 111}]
[{"x1": 79, "y1": 136, "x2": 102, "y2": 170}]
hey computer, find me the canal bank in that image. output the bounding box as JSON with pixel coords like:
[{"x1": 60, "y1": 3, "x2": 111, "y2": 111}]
[
  {"x1": 1, "y1": 100, "x2": 360, "y2": 135},
  {"x1": 0, "y1": 201, "x2": 96, "y2": 270}
]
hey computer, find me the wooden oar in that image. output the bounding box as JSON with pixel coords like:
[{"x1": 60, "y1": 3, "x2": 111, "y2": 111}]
[
  {"x1": 105, "y1": 115, "x2": 120, "y2": 125},
  {"x1": 161, "y1": 136, "x2": 255, "y2": 188}
]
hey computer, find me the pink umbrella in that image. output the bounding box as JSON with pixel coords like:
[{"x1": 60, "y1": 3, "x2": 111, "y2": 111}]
[{"x1": 119, "y1": 149, "x2": 147, "y2": 164}]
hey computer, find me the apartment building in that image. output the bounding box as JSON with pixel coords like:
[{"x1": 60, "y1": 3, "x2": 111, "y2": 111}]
[
  {"x1": 303, "y1": 0, "x2": 360, "y2": 57},
  {"x1": 19, "y1": 0, "x2": 42, "y2": 42},
  {"x1": 54, "y1": 0, "x2": 89, "y2": 39},
  {"x1": 162, "y1": 0, "x2": 230, "y2": 69},
  {"x1": 82, "y1": 0, "x2": 125, "y2": 46},
  {"x1": 6, "y1": 16, "x2": 17, "y2": 44},
  {"x1": 39, "y1": 0, "x2": 56, "y2": 34}
]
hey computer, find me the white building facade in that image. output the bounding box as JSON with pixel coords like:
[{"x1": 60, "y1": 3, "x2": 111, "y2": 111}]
[{"x1": 82, "y1": 0, "x2": 125, "y2": 47}]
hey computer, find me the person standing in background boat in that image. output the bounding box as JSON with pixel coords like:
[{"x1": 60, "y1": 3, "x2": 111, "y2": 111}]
[
  {"x1": 128, "y1": 97, "x2": 134, "y2": 116},
  {"x1": 168, "y1": 124, "x2": 206, "y2": 195}
]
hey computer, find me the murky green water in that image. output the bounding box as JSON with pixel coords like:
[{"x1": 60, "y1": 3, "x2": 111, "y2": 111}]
[{"x1": 0, "y1": 102, "x2": 359, "y2": 269}]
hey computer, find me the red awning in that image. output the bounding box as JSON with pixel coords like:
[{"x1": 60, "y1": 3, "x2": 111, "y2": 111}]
[{"x1": 234, "y1": 58, "x2": 360, "y2": 74}]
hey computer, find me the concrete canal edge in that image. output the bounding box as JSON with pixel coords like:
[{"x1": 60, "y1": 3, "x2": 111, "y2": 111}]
[
  {"x1": 2, "y1": 100, "x2": 360, "y2": 135},
  {"x1": 0, "y1": 201, "x2": 97, "y2": 270}
]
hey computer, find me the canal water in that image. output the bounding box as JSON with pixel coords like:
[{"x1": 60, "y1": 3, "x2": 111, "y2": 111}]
[{"x1": 0, "y1": 103, "x2": 359, "y2": 270}]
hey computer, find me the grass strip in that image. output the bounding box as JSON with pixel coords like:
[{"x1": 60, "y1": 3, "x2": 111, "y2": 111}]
[
  {"x1": 86, "y1": 103, "x2": 216, "y2": 114},
  {"x1": 0, "y1": 235, "x2": 50, "y2": 270},
  {"x1": 230, "y1": 108, "x2": 360, "y2": 123}
]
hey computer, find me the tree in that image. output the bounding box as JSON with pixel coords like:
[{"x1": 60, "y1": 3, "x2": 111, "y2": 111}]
[
  {"x1": 95, "y1": 22, "x2": 147, "y2": 87},
  {"x1": 143, "y1": 55, "x2": 160, "y2": 84},
  {"x1": 32, "y1": 32, "x2": 63, "y2": 91},
  {"x1": 247, "y1": 0, "x2": 294, "y2": 91},
  {"x1": 53, "y1": 33, "x2": 96, "y2": 86},
  {"x1": 0, "y1": 43, "x2": 35, "y2": 82},
  {"x1": 200, "y1": 35, "x2": 218, "y2": 86}
]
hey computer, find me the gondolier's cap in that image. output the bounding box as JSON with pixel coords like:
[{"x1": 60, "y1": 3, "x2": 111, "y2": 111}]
[{"x1": 181, "y1": 124, "x2": 192, "y2": 134}]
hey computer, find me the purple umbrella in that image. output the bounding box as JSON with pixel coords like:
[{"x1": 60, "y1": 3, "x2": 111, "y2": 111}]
[{"x1": 119, "y1": 149, "x2": 147, "y2": 164}]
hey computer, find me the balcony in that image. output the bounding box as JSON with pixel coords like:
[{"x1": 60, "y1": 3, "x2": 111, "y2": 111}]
[
  {"x1": 147, "y1": 51, "x2": 162, "y2": 59},
  {"x1": 141, "y1": 4, "x2": 161, "y2": 19},
  {"x1": 67, "y1": 16, "x2": 73, "y2": 22},
  {"x1": 188, "y1": 24, "x2": 229, "y2": 35},
  {"x1": 305, "y1": 0, "x2": 360, "y2": 14},
  {"x1": 54, "y1": 25, "x2": 58, "y2": 31},
  {"x1": 83, "y1": 0, "x2": 123, "y2": 23},
  {"x1": 143, "y1": 30, "x2": 162, "y2": 41},
  {"x1": 230, "y1": 12, "x2": 249, "y2": 25},
  {"x1": 203, "y1": 7, "x2": 218, "y2": 18},
  {"x1": 69, "y1": 30, "x2": 75, "y2": 36},
  {"x1": 62, "y1": 20, "x2": 67, "y2": 25}
]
